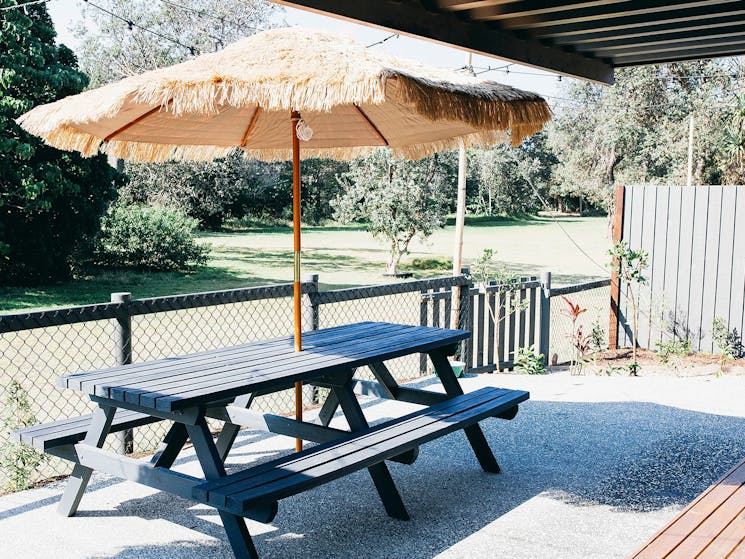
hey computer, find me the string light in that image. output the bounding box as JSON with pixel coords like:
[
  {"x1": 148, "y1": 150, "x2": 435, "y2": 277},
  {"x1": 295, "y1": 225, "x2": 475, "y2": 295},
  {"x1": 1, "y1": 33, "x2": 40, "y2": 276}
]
[
  {"x1": 81, "y1": 0, "x2": 199, "y2": 55},
  {"x1": 366, "y1": 33, "x2": 398, "y2": 48},
  {"x1": 0, "y1": 0, "x2": 51, "y2": 11}
]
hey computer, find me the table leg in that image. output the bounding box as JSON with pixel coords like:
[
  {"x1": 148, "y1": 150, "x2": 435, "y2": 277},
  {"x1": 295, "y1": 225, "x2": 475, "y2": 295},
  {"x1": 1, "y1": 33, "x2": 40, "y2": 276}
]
[
  {"x1": 216, "y1": 394, "x2": 254, "y2": 462},
  {"x1": 332, "y1": 381, "x2": 409, "y2": 521},
  {"x1": 186, "y1": 417, "x2": 259, "y2": 559},
  {"x1": 428, "y1": 348, "x2": 501, "y2": 474},
  {"x1": 150, "y1": 423, "x2": 189, "y2": 468},
  {"x1": 316, "y1": 389, "x2": 339, "y2": 427},
  {"x1": 58, "y1": 405, "x2": 116, "y2": 517}
]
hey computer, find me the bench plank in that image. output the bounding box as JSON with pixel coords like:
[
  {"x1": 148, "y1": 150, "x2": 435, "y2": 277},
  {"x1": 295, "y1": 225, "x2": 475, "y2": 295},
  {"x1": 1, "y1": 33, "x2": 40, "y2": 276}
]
[
  {"x1": 632, "y1": 458, "x2": 745, "y2": 558},
  {"x1": 194, "y1": 387, "x2": 528, "y2": 515},
  {"x1": 12, "y1": 409, "x2": 162, "y2": 451}
]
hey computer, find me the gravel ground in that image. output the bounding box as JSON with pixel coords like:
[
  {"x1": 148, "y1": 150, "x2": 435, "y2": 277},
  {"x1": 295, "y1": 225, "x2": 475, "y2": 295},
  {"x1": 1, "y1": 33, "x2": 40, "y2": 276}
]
[{"x1": 2, "y1": 371, "x2": 744, "y2": 559}]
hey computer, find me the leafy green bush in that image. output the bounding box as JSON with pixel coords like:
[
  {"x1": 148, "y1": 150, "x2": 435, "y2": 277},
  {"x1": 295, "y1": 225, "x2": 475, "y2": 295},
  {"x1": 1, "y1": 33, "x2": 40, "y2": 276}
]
[
  {"x1": 95, "y1": 204, "x2": 209, "y2": 271},
  {"x1": 1, "y1": 381, "x2": 45, "y2": 492},
  {"x1": 515, "y1": 345, "x2": 546, "y2": 375},
  {"x1": 407, "y1": 257, "x2": 452, "y2": 270}
]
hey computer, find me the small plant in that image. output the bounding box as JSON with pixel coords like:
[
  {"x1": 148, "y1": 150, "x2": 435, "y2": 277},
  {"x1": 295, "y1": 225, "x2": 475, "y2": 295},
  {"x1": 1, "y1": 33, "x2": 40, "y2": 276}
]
[
  {"x1": 515, "y1": 345, "x2": 546, "y2": 375},
  {"x1": 0, "y1": 381, "x2": 45, "y2": 492},
  {"x1": 655, "y1": 338, "x2": 692, "y2": 376},
  {"x1": 589, "y1": 318, "x2": 606, "y2": 367},
  {"x1": 561, "y1": 296, "x2": 587, "y2": 373},
  {"x1": 469, "y1": 249, "x2": 530, "y2": 369},
  {"x1": 712, "y1": 317, "x2": 742, "y2": 375},
  {"x1": 609, "y1": 241, "x2": 649, "y2": 376}
]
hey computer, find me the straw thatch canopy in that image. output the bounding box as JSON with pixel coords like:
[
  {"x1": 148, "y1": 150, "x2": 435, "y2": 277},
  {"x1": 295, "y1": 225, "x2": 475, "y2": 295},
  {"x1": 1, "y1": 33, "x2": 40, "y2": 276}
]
[{"x1": 17, "y1": 27, "x2": 552, "y2": 163}]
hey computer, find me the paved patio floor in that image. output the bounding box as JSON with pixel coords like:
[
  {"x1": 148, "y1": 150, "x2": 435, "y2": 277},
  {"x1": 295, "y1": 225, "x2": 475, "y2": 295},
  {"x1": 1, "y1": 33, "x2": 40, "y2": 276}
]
[{"x1": 2, "y1": 371, "x2": 744, "y2": 559}]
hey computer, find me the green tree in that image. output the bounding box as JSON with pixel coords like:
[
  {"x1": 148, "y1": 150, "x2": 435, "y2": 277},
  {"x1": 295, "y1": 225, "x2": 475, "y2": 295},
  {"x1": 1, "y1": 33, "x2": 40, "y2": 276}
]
[
  {"x1": 278, "y1": 158, "x2": 349, "y2": 225},
  {"x1": 122, "y1": 154, "x2": 287, "y2": 229},
  {"x1": 548, "y1": 60, "x2": 743, "y2": 213},
  {"x1": 73, "y1": 0, "x2": 277, "y2": 87},
  {"x1": 469, "y1": 132, "x2": 556, "y2": 215},
  {"x1": 334, "y1": 149, "x2": 448, "y2": 274},
  {"x1": 0, "y1": 2, "x2": 119, "y2": 284}
]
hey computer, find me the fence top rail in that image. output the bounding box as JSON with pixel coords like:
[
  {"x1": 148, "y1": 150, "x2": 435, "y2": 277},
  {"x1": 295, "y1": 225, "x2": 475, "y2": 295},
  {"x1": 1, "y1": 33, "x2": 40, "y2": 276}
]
[
  {"x1": 550, "y1": 278, "x2": 611, "y2": 297},
  {"x1": 314, "y1": 275, "x2": 469, "y2": 305},
  {"x1": 0, "y1": 282, "x2": 304, "y2": 334}
]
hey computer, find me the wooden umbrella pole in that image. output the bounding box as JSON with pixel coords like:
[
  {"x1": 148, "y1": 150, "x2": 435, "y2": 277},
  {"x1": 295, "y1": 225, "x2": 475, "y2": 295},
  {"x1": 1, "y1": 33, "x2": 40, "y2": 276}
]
[{"x1": 291, "y1": 110, "x2": 303, "y2": 452}]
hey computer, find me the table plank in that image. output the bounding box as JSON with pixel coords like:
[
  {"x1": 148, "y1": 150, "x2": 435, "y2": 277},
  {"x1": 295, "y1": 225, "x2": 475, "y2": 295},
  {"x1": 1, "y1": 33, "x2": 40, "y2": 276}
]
[
  {"x1": 153, "y1": 327, "x2": 467, "y2": 411},
  {"x1": 110, "y1": 323, "x2": 407, "y2": 405},
  {"x1": 61, "y1": 322, "x2": 389, "y2": 392},
  {"x1": 63, "y1": 323, "x2": 469, "y2": 413}
]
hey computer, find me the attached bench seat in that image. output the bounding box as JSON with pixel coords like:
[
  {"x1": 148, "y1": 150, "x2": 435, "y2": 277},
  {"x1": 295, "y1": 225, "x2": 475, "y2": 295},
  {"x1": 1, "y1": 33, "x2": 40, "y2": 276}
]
[
  {"x1": 11, "y1": 409, "x2": 162, "y2": 453},
  {"x1": 194, "y1": 387, "x2": 528, "y2": 519},
  {"x1": 631, "y1": 457, "x2": 745, "y2": 558}
]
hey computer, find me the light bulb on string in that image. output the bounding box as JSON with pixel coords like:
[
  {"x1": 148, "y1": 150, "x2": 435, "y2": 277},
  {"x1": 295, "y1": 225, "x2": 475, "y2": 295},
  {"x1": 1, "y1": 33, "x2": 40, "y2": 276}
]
[{"x1": 296, "y1": 119, "x2": 313, "y2": 142}]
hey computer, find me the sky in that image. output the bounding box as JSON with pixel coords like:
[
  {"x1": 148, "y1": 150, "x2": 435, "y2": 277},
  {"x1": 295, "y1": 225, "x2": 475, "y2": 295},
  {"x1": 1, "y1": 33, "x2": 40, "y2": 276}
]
[{"x1": 46, "y1": 0, "x2": 566, "y2": 100}]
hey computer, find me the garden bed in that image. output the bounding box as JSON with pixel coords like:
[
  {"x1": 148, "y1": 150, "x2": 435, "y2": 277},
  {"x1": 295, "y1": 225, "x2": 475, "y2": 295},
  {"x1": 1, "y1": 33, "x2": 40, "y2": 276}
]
[{"x1": 564, "y1": 348, "x2": 745, "y2": 377}]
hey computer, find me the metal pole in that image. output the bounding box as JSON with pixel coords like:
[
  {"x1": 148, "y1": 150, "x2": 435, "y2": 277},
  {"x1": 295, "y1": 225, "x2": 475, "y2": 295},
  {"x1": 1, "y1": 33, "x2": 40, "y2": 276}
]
[
  {"x1": 538, "y1": 272, "x2": 551, "y2": 366},
  {"x1": 291, "y1": 110, "x2": 303, "y2": 452},
  {"x1": 111, "y1": 292, "x2": 133, "y2": 454}
]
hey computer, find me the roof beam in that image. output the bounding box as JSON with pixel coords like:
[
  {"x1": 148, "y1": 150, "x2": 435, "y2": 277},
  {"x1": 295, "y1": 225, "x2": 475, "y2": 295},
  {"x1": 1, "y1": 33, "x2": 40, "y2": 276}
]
[
  {"x1": 469, "y1": 0, "x2": 629, "y2": 22},
  {"x1": 551, "y1": 13, "x2": 745, "y2": 45},
  {"x1": 437, "y1": 0, "x2": 518, "y2": 11},
  {"x1": 528, "y1": 2, "x2": 744, "y2": 37},
  {"x1": 484, "y1": 0, "x2": 741, "y2": 30},
  {"x1": 613, "y1": 42, "x2": 745, "y2": 65},
  {"x1": 270, "y1": 0, "x2": 614, "y2": 84},
  {"x1": 574, "y1": 24, "x2": 745, "y2": 52}
]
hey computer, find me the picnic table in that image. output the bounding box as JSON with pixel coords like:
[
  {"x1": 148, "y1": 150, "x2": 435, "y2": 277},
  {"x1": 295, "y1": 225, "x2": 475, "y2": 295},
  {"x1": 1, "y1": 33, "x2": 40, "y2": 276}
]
[{"x1": 14, "y1": 321, "x2": 529, "y2": 559}]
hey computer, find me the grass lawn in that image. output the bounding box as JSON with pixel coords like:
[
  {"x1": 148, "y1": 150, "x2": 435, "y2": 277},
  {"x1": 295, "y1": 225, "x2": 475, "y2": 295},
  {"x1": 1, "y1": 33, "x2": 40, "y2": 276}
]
[{"x1": 0, "y1": 215, "x2": 610, "y2": 312}]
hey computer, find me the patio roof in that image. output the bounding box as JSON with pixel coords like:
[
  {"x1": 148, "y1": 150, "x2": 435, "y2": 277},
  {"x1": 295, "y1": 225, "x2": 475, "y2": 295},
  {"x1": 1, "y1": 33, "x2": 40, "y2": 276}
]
[{"x1": 271, "y1": 0, "x2": 745, "y2": 85}]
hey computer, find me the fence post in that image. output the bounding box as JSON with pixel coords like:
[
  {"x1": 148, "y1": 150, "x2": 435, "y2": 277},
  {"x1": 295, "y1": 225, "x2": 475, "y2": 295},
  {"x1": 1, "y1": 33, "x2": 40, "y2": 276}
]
[
  {"x1": 302, "y1": 274, "x2": 320, "y2": 403},
  {"x1": 460, "y1": 267, "x2": 472, "y2": 370},
  {"x1": 609, "y1": 185, "x2": 625, "y2": 350},
  {"x1": 539, "y1": 272, "x2": 551, "y2": 366},
  {"x1": 111, "y1": 292, "x2": 133, "y2": 455}
]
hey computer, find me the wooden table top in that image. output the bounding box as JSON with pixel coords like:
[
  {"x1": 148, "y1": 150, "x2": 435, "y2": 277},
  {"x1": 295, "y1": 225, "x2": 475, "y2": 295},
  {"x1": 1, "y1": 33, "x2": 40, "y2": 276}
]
[{"x1": 57, "y1": 322, "x2": 469, "y2": 412}]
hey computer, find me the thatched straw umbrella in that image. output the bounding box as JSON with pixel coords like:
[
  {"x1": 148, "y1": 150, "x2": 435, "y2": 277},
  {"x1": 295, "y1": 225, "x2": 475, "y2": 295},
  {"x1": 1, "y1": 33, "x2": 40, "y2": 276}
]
[{"x1": 18, "y1": 27, "x2": 551, "y2": 443}]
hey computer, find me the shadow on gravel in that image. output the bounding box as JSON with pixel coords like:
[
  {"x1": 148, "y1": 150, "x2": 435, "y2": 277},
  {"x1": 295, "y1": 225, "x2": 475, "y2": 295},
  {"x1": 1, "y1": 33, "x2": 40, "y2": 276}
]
[{"x1": 79, "y1": 398, "x2": 745, "y2": 559}]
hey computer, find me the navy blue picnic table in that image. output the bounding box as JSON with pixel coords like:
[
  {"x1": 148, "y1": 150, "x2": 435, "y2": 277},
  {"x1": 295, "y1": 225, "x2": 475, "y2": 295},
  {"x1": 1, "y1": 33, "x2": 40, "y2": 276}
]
[{"x1": 16, "y1": 321, "x2": 529, "y2": 559}]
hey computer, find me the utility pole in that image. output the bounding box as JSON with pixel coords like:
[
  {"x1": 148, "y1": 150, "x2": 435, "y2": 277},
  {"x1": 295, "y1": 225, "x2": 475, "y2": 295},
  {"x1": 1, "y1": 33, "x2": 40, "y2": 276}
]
[
  {"x1": 451, "y1": 52, "x2": 473, "y2": 329},
  {"x1": 687, "y1": 113, "x2": 694, "y2": 186}
]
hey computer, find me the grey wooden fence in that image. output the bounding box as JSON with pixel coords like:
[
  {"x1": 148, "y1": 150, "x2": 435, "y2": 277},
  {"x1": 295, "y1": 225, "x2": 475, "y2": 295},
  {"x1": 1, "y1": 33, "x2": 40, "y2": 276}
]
[
  {"x1": 419, "y1": 274, "x2": 545, "y2": 373},
  {"x1": 618, "y1": 185, "x2": 745, "y2": 353}
]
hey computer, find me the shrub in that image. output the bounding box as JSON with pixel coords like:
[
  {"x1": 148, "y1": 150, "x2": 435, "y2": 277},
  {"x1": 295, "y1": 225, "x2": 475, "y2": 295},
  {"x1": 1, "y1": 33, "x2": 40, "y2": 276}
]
[
  {"x1": 0, "y1": 381, "x2": 45, "y2": 492},
  {"x1": 95, "y1": 204, "x2": 209, "y2": 271},
  {"x1": 515, "y1": 345, "x2": 546, "y2": 375}
]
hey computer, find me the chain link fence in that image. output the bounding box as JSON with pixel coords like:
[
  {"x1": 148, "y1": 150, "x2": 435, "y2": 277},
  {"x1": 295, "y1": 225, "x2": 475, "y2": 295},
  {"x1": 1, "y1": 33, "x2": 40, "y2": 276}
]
[
  {"x1": 0, "y1": 273, "x2": 608, "y2": 491},
  {"x1": 0, "y1": 275, "x2": 468, "y2": 490},
  {"x1": 549, "y1": 279, "x2": 612, "y2": 365}
]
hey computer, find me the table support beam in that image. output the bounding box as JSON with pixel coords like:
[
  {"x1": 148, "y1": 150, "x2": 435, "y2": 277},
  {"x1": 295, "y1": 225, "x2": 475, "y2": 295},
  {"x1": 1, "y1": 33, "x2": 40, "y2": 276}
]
[
  {"x1": 332, "y1": 380, "x2": 410, "y2": 521},
  {"x1": 58, "y1": 405, "x2": 116, "y2": 517},
  {"x1": 186, "y1": 417, "x2": 261, "y2": 559},
  {"x1": 429, "y1": 348, "x2": 501, "y2": 474}
]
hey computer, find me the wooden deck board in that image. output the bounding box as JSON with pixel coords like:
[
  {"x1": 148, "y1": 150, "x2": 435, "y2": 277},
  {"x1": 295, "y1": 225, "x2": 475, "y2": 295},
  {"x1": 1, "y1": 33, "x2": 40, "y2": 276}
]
[{"x1": 632, "y1": 458, "x2": 745, "y2": 559}]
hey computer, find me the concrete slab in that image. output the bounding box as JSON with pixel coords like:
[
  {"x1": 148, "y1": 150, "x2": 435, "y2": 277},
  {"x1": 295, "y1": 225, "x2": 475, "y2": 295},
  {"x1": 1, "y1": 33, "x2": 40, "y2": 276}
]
[{"x1": 2, "y1": 371, "x2": 744, "y2": 559}]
